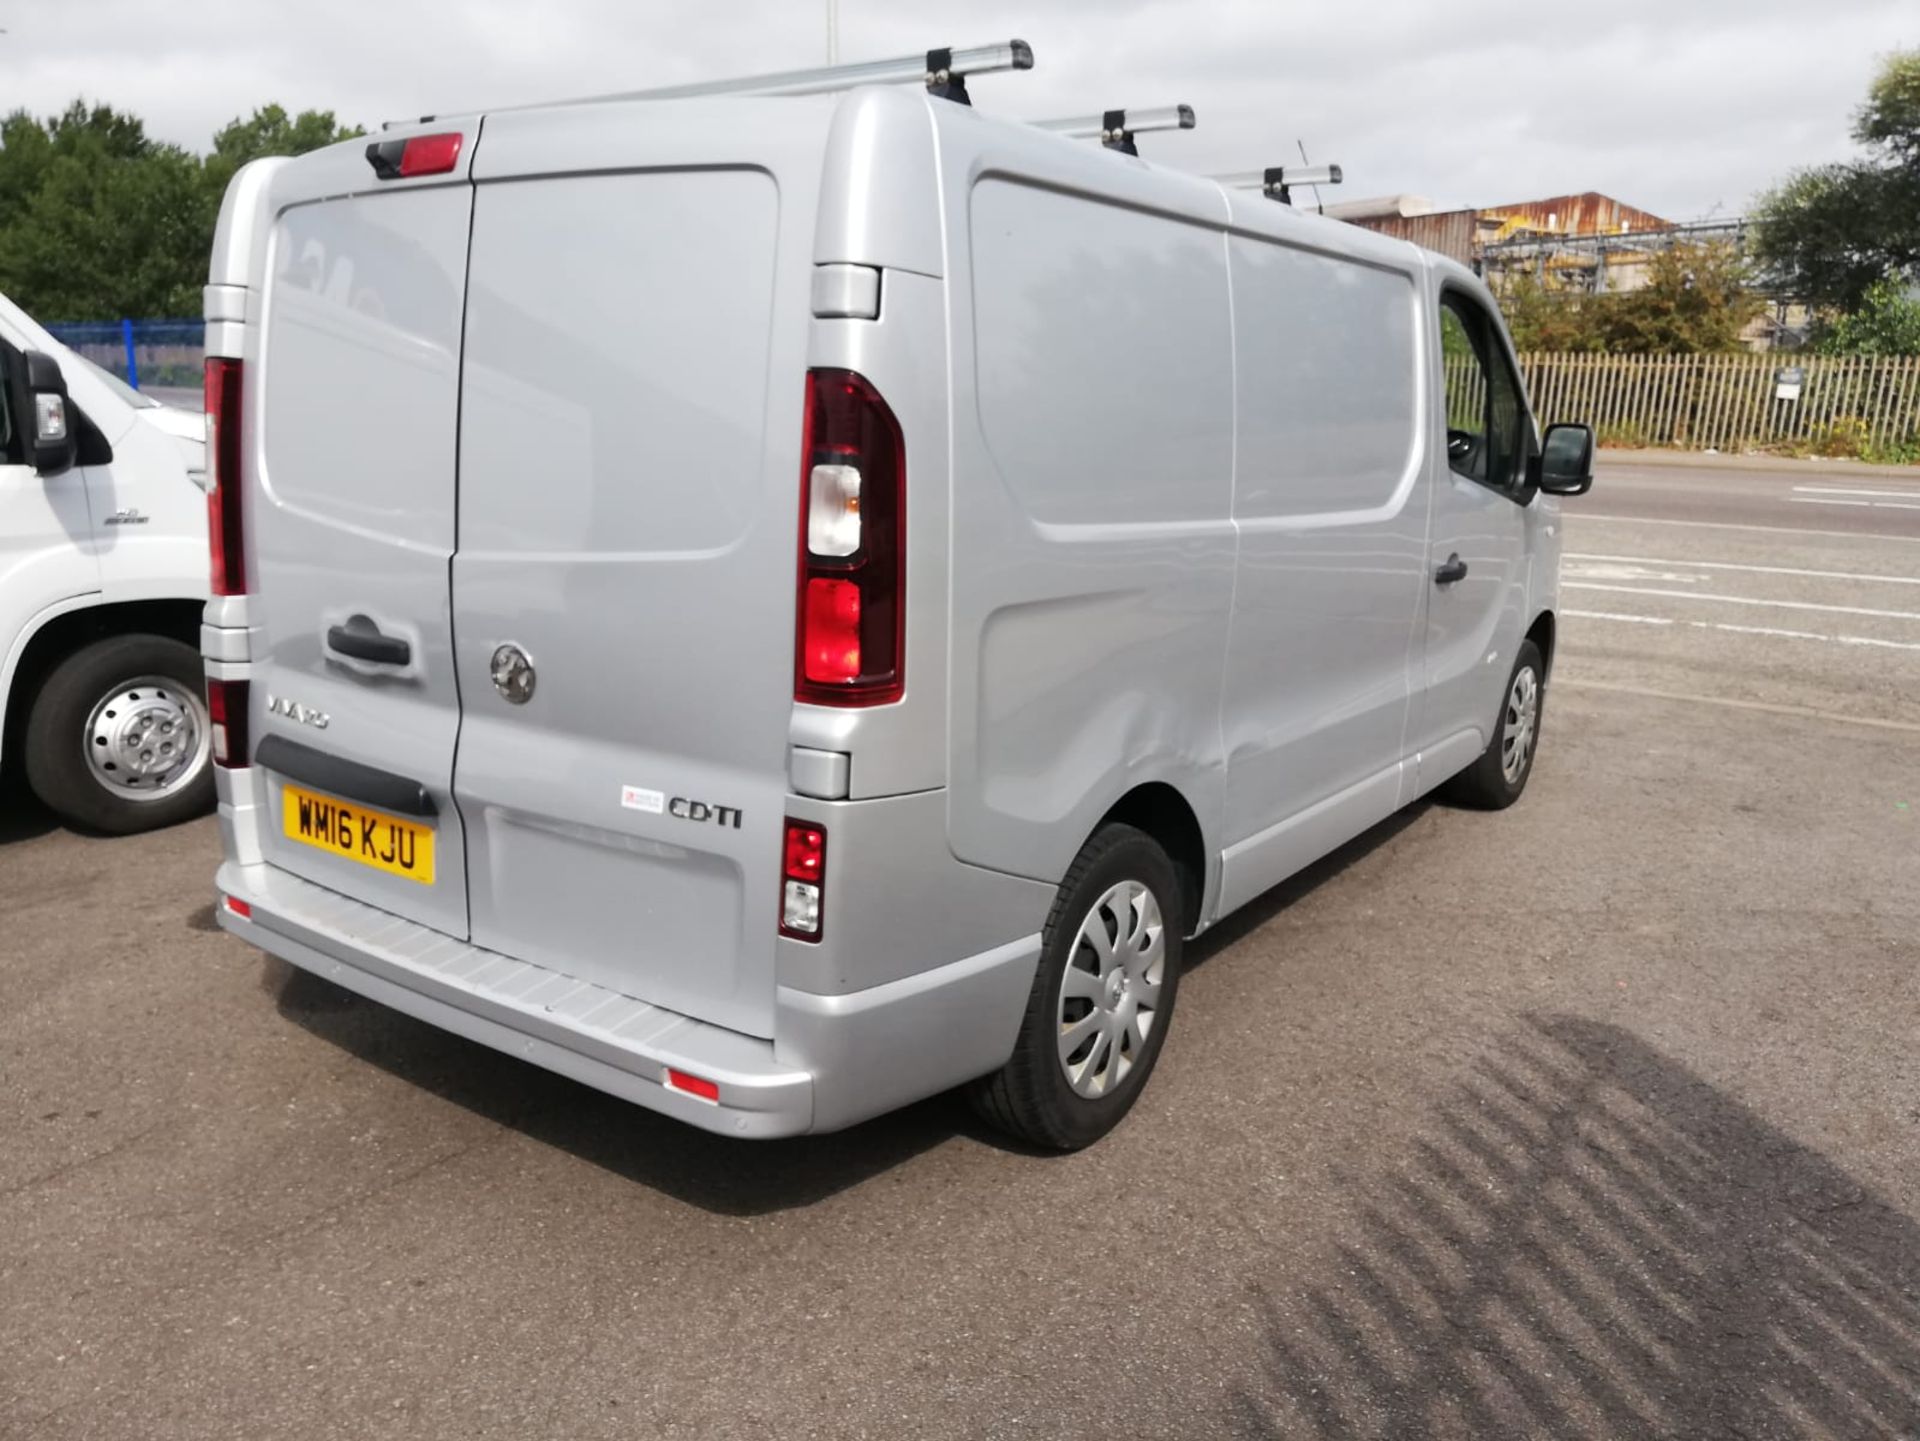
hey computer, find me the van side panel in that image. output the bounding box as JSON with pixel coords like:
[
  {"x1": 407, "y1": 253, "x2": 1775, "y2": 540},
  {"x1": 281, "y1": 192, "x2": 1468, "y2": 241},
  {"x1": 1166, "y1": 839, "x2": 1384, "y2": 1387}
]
[
  {"x1": 947, "y1": 173, "x2": 1235, "y2": 891},
  {"x1": 1216, "y1": 228, "x2": 1427, "y2": 870}
]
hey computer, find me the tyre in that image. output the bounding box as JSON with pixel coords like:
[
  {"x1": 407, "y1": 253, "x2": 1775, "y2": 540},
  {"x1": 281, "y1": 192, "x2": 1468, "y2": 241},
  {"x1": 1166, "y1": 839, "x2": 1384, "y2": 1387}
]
[
  {"x1": 1439, "y1": 638, "x2": 1545, "y2": 811},
  {"x1": 968, "y1": 823, "x2": 1185, "y2": 1150},
  {"x1": 23, "y1": 634, "x2": 214, "y2": 835}
]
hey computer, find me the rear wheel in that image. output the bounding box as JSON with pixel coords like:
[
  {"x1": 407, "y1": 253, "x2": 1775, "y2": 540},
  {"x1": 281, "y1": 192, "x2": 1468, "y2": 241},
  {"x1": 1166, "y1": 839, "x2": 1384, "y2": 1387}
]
[
  {"x1": 1439, "y1": 638, "x2": 1544, "y2": 810},
  {"x1": 968, "y1": 824, "x2": 1184, "y2": 1150},
  {"x1": 23, "y1": 634, "x2": 213, "y2": 835}
]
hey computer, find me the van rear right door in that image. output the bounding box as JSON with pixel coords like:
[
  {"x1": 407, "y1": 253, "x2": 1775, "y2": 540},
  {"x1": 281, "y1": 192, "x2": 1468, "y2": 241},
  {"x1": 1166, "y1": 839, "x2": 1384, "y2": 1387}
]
[{"x1": 447, "y1": 102, "x2": 826, "y2": 1040}]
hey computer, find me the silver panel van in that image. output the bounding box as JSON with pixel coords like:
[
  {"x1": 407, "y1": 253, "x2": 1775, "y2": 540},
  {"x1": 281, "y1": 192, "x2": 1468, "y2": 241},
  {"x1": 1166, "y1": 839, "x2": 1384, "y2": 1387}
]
[{"x1": 205, "y1": 47, "x2": 1593, "y2": 1149}]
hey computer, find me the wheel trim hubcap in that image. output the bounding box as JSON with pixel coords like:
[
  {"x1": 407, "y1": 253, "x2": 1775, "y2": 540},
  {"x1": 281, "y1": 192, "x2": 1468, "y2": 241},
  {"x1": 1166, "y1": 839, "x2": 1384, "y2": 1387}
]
[
  {"x1": 1502, "y1": 665, "x2": 1540, "y2": 785},
  {"x1": 83, "y1": 676, "x2": 211, "y2": 802},
  {"x1": 1056, "y1": 880, "x2": 1165, "y2": 1099}
]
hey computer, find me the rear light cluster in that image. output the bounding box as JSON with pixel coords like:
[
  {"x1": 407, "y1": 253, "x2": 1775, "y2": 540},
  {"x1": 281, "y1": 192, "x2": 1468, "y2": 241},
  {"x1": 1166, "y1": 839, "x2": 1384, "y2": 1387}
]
[
  {"x1": 780, "y1": 820, "x2": 827, "y2": 941},
  {"x1": 205, "y1": 357, "x2": 246, "y2": 596},
  {"x1": 795, "y1": 370, "x2": 904, "y2": 706},
  {"x1": 207, "y1": 679, "x2": 249, "y2": 769}
]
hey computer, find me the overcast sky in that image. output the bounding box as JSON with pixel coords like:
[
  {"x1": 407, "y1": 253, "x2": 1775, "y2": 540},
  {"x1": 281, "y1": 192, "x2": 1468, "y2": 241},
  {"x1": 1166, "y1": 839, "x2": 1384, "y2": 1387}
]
[{"x1": 5, "y1": 0, "x2": 1910, "y2": 220}]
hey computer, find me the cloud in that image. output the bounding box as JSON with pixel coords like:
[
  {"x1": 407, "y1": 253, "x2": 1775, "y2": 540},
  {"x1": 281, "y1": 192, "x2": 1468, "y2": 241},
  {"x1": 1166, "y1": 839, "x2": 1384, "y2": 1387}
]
[{"x1": 3, "y1": 0, "x2": 1909, "y2": 217}]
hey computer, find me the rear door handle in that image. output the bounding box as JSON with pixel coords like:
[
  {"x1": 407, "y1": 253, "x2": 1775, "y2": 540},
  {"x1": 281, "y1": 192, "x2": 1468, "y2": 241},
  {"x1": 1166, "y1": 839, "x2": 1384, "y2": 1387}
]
[
  {"x1": 1434, "y1": 554, "x2": 1469, "y2": 586},
  {"x1": 326, "y1": 614, "x2": 411, "y2": 666}
]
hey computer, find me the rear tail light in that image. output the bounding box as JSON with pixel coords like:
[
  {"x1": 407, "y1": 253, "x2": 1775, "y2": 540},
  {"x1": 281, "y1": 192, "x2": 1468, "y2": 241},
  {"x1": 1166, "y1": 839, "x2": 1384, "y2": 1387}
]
[
  {"x1": 224, "y1": 896, "x2": 252, "y2": 919},
  {"x1": 795, "y1": 370, "x2": 904, "y2": 705},
  {"x1": 205, "y1": 357, "x2": 246, "y2": 596},
  {"x1": 207, "y1": 678, "x2": 250, "y2": 768},
  {"x1": 779, "y1": 819, "x2": 826, "y2": 941}
]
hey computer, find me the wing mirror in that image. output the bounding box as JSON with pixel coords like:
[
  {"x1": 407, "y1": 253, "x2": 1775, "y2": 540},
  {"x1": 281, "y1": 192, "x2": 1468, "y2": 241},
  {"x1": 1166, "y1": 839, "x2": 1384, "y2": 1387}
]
[
  {"x1": 1530, "y1": 422, "x2": 1594, "y2": 496},
  {"x1": 8, "y1": 350, "x2": 77, "y2": 476}
]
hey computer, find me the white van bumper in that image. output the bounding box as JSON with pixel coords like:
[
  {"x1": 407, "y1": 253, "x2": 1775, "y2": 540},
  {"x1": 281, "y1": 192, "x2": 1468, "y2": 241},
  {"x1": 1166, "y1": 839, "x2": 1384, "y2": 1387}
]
[{"x1": 214, "y1": 860, "x2": 1039, "y2": 1139}]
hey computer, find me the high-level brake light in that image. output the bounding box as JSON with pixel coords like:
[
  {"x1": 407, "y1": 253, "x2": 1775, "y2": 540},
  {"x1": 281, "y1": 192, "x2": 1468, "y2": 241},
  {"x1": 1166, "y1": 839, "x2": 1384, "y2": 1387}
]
[
  {"x1": 795, "y1": 370, "x2": 904, "y2": 706},
  {"x1": 365, "y1": 132, "x2": 464, "y2": 180},
  {"x1": 205, "y1": 358, "x2": 246, "y2": 595}
]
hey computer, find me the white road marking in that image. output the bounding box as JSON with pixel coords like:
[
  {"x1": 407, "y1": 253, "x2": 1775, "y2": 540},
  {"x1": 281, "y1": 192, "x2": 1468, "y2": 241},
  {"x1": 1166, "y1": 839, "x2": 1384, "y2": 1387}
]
[
  {"x1": 1566, "y1": 609, "x2": 1920, "y2": 652},
  {"x1": 1573, "y1": 514, "x2": 1920, "y2": 543},
  {"x1": 1560, "y1": 679, "x2": 1920, "y2": 734},
  {"x1": 1563, "y1": 562, "x2": 1709, "y2": 584},
  {"x1": 1564, "y1": 553, "x2": 1920, "y2": 588},
  {"x1": 1790, "y1": 495, "x2": 1920, "y2": 511},
  {"x1": 1793, "y1": 485, "x2": 1920, "y2": 499},
  {"x1": 1565, "y1": 609, "x2": 1672, "y2": 625},
  {"x1": 1564, "y1": 582, "x2": 1920, "y2": 623}
]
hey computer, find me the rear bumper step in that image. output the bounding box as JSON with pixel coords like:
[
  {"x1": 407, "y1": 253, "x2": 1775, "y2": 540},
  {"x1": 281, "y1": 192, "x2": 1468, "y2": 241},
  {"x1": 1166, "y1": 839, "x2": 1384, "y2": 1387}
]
[
  {"x1": 214, "y1": 860, "x2": 1043, "y2": 1138},
  {"x1": 215, "y1": 860, "x2": 812, "y2": 1137}
]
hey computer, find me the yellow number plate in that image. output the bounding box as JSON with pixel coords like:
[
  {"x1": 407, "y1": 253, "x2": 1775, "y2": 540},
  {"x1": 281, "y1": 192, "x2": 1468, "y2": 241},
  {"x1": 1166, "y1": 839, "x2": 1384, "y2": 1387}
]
[{"x1": 281, "y1": 783, "x2": 435, "y2": 885}]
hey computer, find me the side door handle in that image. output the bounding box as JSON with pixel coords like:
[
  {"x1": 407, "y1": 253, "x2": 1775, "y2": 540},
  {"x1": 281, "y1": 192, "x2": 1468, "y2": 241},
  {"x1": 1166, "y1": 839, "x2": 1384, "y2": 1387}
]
[
  {"x1": 326, "y1": 614, "x2": 412, "y2": 666},
  {"x1": 1434, "y1": 554, "x2": 1469, "y2": 586}
]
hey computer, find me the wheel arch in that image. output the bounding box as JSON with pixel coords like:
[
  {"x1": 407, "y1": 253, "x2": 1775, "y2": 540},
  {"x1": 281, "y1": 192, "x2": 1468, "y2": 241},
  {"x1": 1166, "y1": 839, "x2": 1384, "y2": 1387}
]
[
  {"x1": 1093, "y1": 781, "x2": 1209, "y2": 938},
  {"x1": 2, "y1": 598, "x2": 205, "y2": 768},
  {"x1": 1527, "y1": 608, "x2": 1556, "y2": 677}
]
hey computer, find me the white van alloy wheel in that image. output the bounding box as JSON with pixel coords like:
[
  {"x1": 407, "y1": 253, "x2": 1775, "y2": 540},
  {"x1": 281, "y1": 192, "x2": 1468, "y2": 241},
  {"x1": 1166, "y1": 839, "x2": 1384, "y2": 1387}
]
[
  {"x1": 1057, "y1": 880, "x2": 1166, "y2": 1099},
  {"x1": 82, "y1": 675, "x2": 211, "y2": 802},
  {"x1": 1501, "y1": 665, "x2": 1540, "y2": 785}
]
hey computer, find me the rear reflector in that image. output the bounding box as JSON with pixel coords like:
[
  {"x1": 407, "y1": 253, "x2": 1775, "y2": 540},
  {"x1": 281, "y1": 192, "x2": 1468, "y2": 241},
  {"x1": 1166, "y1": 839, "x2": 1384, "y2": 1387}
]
[
  {"x1": 207, "y1": 678, "x2": 250, "y2": 768},
  {"x1": 664, "y1": 1068, "x2": 720, "y2": 1103},
  {"x1": 365, "y1": 132, "x2": 464, "y2": 180},
  {"x1": 205, "y1": 358, "x2": 245, "y2": 595},
  {"x1": 780, "y1": 820, "x2": 826, "y2": 941},
  {"x1": 224, "y1": 896, "x2": 252, "y2": 919}
]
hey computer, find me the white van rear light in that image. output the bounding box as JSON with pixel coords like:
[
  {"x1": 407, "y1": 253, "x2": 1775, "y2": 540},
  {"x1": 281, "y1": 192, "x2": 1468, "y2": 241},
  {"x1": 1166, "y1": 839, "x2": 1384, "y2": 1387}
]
[
  {"x1": 663, "y1": 1068, "x2": 720, "y2": 1103},
  {"x1": 779, "y1": 820, "x2": 826, "y2": 941},
  {"x1": 224, "y1": 896, "x2": 252, "y2": 920},
  {"x1": 795, "y1": 370, "x2": 904, "y2": 706},
  {"x1": 207, "y1": 678, "x2": 249, "y2": 768},
  {"x1": 205, "y1": 358, "x2": 246, "y2": 595}
]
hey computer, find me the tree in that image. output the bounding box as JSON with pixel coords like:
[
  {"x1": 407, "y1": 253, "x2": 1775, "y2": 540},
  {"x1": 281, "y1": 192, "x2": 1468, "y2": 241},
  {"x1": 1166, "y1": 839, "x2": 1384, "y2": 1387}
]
[
  {"x1": 1601, "y1": 244, "x2": 1765, "y2": 354},
  {"x1": 1496, "y1": 244, "x2": 1762, "y2": 354},
  {"x1": 0, "y1": 100, "x2": 360, "y2": 321},
  {"x1": 203, "y1": 105, "x2": 362, "y2": 199},
  {"x1": 1752, "y1": 50, "x2": 1920, "y2": 309},
  {"x1": 1816, "y1": 280, "x2": 1920, "y2": 355}
]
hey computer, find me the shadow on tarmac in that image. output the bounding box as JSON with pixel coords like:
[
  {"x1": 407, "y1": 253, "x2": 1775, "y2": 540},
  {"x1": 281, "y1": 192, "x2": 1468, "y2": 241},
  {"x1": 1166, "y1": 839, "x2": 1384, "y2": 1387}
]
[
  {"x1": 265, "y1": 799, "x2": 1443, "y2": 1215},
  {"x1": 1231, "y1": 1014, "x2": 1920, "y2": 1439}
]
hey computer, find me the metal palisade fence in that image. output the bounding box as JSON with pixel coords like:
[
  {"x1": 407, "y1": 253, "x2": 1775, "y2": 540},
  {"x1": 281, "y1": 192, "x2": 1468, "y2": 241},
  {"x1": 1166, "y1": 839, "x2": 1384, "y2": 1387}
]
[
  {"x1": 1450, "y1": 352, "x2": 1920, "y2": 458},
  {"x1": 45, "y1": 319, "x2": 206, "y2": 393}
]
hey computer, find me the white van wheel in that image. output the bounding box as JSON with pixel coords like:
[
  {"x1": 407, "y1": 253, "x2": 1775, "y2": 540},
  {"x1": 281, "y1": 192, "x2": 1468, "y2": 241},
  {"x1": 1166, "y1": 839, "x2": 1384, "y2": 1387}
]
[
  {"x1": 24, "y1": 635, "x2": 215, "y2": 835},
  {"x1": 968, "y1": 823, "x2": 1184, "y2": 1150},
  {"x1": 1439, "y1": 638, "x2": 1545, "y2": 810}
]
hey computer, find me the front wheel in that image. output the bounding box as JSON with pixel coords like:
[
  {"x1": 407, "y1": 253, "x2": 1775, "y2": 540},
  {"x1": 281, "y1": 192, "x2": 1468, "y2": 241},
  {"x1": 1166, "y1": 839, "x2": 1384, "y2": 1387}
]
[
  {"x1": 1439, "y1": 638, "x2": 1545, "y2": 810},
  {"x1": 23, "y1": 634, "x2": 214, "y2": 835},
  {"x1": 967, "y1": 823, "x2": 1185, "y2": 1150}
]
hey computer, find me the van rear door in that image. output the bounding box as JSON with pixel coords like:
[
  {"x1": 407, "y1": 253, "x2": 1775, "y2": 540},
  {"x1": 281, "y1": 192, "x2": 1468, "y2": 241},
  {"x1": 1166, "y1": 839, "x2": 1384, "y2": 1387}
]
[
  {"x1": 448, "y1": 103, "x2": 825, "y2": 1039},
  {"x1": 247, "y1": 137, "x2": 476, "y2": 937}
]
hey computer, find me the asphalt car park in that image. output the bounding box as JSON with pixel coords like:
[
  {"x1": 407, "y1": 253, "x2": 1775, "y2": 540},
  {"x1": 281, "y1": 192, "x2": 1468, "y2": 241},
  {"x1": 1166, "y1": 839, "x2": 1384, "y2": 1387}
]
[{"x1": 3, "y1": 458, "x2": 1916, "y2": 1439}]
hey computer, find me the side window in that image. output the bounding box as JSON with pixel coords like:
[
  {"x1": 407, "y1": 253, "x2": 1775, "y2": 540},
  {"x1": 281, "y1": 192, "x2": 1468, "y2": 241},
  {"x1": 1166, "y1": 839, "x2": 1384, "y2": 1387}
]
[{"x1": 1440, "y1": 294, "x2": 1526, "y2": 491}]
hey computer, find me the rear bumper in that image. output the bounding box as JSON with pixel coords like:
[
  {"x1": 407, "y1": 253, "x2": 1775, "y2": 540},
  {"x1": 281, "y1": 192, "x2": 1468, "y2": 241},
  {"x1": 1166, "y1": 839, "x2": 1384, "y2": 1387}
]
[{"x1": 215, "y1": 859, "x2": 1039, "y2": 1139}]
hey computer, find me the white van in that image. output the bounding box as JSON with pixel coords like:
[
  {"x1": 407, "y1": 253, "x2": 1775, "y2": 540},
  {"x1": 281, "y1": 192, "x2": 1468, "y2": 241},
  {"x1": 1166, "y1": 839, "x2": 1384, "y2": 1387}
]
[
  {"x1": 1, "y1": 293, "x2": 213, "y2": 833},
  {"x1": 206, "y1": 45, "x2": 1593, "y2": 1149}
]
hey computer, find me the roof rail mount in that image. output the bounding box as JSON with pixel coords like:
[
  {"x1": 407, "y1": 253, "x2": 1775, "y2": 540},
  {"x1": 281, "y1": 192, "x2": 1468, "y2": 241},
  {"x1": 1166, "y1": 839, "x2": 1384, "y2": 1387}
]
[
  {"x1": 1215, "y1": 164, "x2": 1345, "y2": 205},
  {"x1": 1036, "y1": 104, "x2": 1195, "y2": 157},
  {"x1": 485, "y1": 39, "x2": 1034, "y2": 118}
]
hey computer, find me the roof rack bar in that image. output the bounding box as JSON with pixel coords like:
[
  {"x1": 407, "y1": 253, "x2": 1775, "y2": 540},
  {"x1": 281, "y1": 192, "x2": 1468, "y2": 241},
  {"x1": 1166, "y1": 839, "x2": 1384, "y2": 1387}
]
[
  {"x1": 1215, "y1": 163, "x2": 1344, "y2": 205},
  {"x1": 1036, "y1": 105, "x2": 1194, "y2": 156},
  {"x1": 537, "y1": 39, "x2": 1032, "y2": 110}
]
